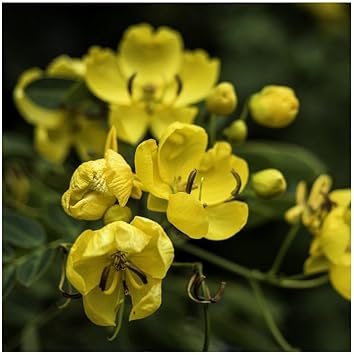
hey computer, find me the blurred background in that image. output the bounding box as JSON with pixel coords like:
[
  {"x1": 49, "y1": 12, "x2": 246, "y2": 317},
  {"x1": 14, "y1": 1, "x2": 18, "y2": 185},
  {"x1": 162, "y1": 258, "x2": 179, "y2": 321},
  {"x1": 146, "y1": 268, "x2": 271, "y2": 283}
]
[{"x1": 3, "y1": 3, "x2": 350, "y2": 351}]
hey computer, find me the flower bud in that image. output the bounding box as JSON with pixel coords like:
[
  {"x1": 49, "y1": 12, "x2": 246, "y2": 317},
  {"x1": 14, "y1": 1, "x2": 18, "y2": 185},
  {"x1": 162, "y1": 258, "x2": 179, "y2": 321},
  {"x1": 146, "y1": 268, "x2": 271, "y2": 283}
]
[
  {"x1": 249, "y1": 85, "x2": 299, "y2": 128},
  {"x1": 103, "y1": 205, "x2": 132, "y2": 225},
  {"x1": 251, "y1": 169, "x2": 287, "y2": 199},
  {"x1": 206, "y1": 82, "x2": 237, "y2": 116},
  {"x1": 223, "y1": 120, "x2": 248, "y2": 144}
]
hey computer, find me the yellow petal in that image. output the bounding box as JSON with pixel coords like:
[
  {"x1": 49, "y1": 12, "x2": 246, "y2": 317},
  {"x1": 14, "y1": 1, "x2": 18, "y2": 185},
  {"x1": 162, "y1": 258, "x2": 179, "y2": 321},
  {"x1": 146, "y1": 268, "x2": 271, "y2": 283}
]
[
  {"x1": 131, "y1": 177, "x2": 143, "y2": 200},
  {"x1": 167, "y1": 192, "x2": 208, "y2": 239},
  {"x1": 83, "y1": 283, "x2": 123, "y2": 326},
  {"x1": 13, "y1": 68, "x2": 66, "y2": 129},
  {"x1": 109, "y1": 104, "x2": 149, "y2": 145},
  {"x1": 85, "y1": 46, "x2": 130, "y2": 105},
  {"x1": 147, "y1": 194, "x2": 168, "y2": 212},
  {"x1": 104, "y1": 126, "x2": 118, "y2": 153},
  {"x1": 74, "y1": 117, "x2": 107, "y2": 161},
  {"x1": 130, "y1": 216, "x2": 174, "y2": 279},
  {"x1": 118, "y1": 23, "x2": 183, "y2": 81},
  {"x1": 34, "y1": 125, "x2": 72, "y2": 164},
  {"x1": 307, "y1": 174, "x2": 332, "y2": 211},
  {"x1": 158, "y1": 122, "x2": 208, "y2": 184},
  {"x1": 206, "y1": 201, "x2": 248, "y2": 240},
  {"x1": 284, "y1": 205, "x2": 304, "y2": 224},
  {"x1": 303, "y1": 254, "x2": 329, "y2": 274},
  {"x1": 134, "y1": 139, "x2": 171, "y2": 199},
  {"x1": 329, "y1": 189, "x2": 351, "y2": 208},
  {"x1": 320, "y1": 208, "x2": 351, "y2": 265},
  {"x1": 105, "y1": 149, "x2": 134, "y2": 206},
  {"x1": 295, "y1": 180, "x2": 307, "y2": 205},
  {"x1": 46, "y1": 55, "x2": 86, "y2": 78},
  {"x1": 329, "y1": 263, "x2": 351, "y2": 300},
  {"x1": 150, "y1": 106, "x2": 198, "y2": 140},
  {"x1": 175, "y1": 50, "x2": 220, "y2": 107},
  {"x1": 125, "y1": 273, "x2": 161, "y2": 321},
  {"x1": 195, "y1": 142, "x2": 248, "y2": 205}
]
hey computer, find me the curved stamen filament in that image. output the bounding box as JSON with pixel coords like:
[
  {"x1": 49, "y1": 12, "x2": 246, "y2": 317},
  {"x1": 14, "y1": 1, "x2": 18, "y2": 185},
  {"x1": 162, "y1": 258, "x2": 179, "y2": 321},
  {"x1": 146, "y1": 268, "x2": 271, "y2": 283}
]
[
  {"x1": 231, "y1": 169, "x2": 242, "y2": 196},
  {"x1": 186, "y1": 169, "x2": 197, "y2": 194},
  {"x1": 126, "y1": 261, "x2": 148, "y2": 285}
]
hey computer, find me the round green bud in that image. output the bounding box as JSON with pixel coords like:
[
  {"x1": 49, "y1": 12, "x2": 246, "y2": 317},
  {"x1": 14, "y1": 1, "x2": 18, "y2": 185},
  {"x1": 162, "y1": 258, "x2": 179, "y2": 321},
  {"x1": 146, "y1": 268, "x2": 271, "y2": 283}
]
[
  {"x1": 206, "y1": 82, "x2": 237, "y2": 116},
  {"x1": 224, "y1": 120, "x2": 248, "y2": 144},
  {"x1": 251, "y1": 169, "x2": 287, "y2": 199},
  {"x1": 249, "y1": 85, "x2": 299, "y2": 128},
  {"x1": 104, "y1": 205, "x2": 132, "y2": 225}
]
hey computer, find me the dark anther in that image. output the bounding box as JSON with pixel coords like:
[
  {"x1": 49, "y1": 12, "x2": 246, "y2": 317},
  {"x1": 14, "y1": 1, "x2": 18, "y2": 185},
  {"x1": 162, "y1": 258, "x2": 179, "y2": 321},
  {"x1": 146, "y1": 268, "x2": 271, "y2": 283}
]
[
  {"x1": 231, "y1": 169, "x2": 242, "y2": 197},
  {"x1": 320, "y1": 192, "x2": 338, "y2": 212},
  {"x1": 99, "y1": 265, "x2": 111, "y2": 291},
  {"x1": 175, "y1": 74, "x2": 183, "y2": 97},
  {"x1": 123, "y1": 280, "x2": 130, "y2": 296},
  {"x1": 186, "y1": 169, "x2": 198, "y2": 194},
  {"x1": 126, "y1": 261, "x2": 148, "y2": 285},
  {"x1": 127, "y1": 73, "x2": 137, "y2": 97}
]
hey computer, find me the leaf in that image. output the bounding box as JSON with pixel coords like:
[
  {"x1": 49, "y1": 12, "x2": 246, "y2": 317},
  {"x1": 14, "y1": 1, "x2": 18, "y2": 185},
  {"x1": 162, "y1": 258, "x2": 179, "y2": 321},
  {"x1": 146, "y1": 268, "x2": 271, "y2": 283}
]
[
  {"x1": 21, "y1": 325, "x2": 41, "y2": 351},
  {"x1": 23, "y1": 77, "x2": 78, "y2": 109},
  {"x1": 3, "y1": 243, "x2": 15, "y2": 263},
  {"x1": 3, "y1": 264, "x2": 16, "y2": 298},
  {"x1": 3, "y1": 209, "x2": 46, "y2": 248},
  {"x1": 16, "y1": 248, "x2": 56, "y2": 287},
  {"x1": 3, "y1": 132, "x2": 34, "y2": 157}
]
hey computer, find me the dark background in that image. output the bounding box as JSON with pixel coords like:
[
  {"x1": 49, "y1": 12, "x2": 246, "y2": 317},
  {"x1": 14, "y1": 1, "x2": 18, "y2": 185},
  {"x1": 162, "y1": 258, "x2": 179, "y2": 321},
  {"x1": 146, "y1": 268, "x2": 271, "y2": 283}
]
[{"x1": 3, "y1": 3, "x2": 351, "y2": 351}]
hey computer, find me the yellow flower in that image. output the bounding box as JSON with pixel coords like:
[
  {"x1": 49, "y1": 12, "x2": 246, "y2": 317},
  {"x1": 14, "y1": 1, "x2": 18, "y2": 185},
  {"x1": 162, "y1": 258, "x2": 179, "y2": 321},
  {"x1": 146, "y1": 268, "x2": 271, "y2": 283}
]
[
  {"x1": 62, "y1": 148, "x2": 142, "y2": 220},
  {"x1": 206, "y1": 82, "x2": 237, "y2": 116},
  {"x1": 251, "y1": 168, "x2": 287, "y2": 199},
  {"x1": 66, "y1": 217, "x2": 174, "y2": 325},
  {"x1": 135, "y1": 122, "x2": 249, "y2": 240},
  {"x1": 285, "y1": 174, "x2": 333, "y2": 232},
  {"x1": 304, "y1": 189, "x2": 351, "y2": 300},
  {"x1": 223, "y1": 120, "x2": 248, "y2": 144},
  {"x1": 14, "y1": 55, "x2": 107, "y2": 163},
  {"x1": 249, "y1": 85, "x2": 299, "y2": 128},
  {"x1": 85, "y1": 23, "x2": 220, "y2": 144}
]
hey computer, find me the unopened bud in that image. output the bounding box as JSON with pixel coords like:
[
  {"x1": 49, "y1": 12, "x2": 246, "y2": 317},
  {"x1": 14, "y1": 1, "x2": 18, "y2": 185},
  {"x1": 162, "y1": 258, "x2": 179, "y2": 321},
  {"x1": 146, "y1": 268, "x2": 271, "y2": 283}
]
[
  {"x1": 224, "y1": 120, "x2": 248, "y2": 144},
  {"x1": 206, "y1": 82, "x2": 237, "y2": 116},
  {"x1": 251, "y1": 169, "x2": 287, "y2": 199},
  {"x1": 249, "y1": 85, "x2": 299, "y2": 128},
  {"x1": 103, "y1": 205, "x2": 132, "y2": 225}
]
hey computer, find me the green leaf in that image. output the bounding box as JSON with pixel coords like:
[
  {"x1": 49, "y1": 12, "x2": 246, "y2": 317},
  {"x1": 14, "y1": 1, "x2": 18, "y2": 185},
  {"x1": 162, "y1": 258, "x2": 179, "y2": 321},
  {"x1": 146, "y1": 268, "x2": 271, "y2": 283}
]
[
  {"x1": 24, "y1": 77, "x2": 78, "y2": 109},
  {"x1": 21, "y1": 325, "x2": 41, "y2": 351},
  {"x1": 3, "y1": 209, "x2": 46, "y2": 248},
  {"x1": 3, "y1": 264, "x2": 16, "y2": 298},
  {"x1": 16, "y1": 248, "x2": 56, "y2": 287},
  {"x1": 3, "y1": 132, "x2": 34, "y2": 157},
  {"x1": 3, "y1": 243, "x2": 15, "y2": 263}
]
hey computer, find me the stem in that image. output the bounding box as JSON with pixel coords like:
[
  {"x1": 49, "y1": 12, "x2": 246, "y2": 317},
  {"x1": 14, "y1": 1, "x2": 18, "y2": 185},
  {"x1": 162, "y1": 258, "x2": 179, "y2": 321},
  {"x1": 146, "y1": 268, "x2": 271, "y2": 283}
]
[
  {"x1": 108, "y1": 299, "x2": 125, "y2": 341},
  {"x1": 202, "y1": 304, "x2": 210, "y2": 352},
  {"x1": 249, "y1": 278, "x2": 299, "y2": 352},
  {"x1": 208, "y1": 114, "x2": 217, "y2": 146},
  {"x1": 176, "y1": 241, "x2": 328, "y2": 289},
  {"x1": 239, "y1": 97, "x2": 250, "y2": 121},
  {"x1": 268, "y1": 223, "x2": 300, "y2": 277}
]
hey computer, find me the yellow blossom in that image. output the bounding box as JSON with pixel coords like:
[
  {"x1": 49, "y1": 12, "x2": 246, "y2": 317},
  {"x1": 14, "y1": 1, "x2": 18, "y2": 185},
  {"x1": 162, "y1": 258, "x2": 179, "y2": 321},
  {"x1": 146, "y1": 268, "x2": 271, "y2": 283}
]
[
  {"x1": 206, "y1": 82, "x2": 237, "y2": 115},
  {"x1": 251, "y1": 168, "x2": 287, "y2": 199},
  {"x1": 13, "y1": 55, "x2": 107, "y2": 163},
  {"x1": 223, "y1": 120, "x2": 248, "y2": 144},
  {"x1": 66, "y1": 217, "x2": 174, "y2": 325},
  {"x1": 135, "y1": 122, "x2": 249, "y2": 240},
  {"x1": 84, "y1": 23, "x2": 220, "y2": 144},
  {"x1": 249, "y1": 85, "x2": 299, "y2": 128}
]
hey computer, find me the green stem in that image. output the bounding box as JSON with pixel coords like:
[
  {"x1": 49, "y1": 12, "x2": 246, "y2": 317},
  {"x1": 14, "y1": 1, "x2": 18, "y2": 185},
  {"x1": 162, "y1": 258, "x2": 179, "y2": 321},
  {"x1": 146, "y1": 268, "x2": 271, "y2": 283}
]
[
  {"x1": 202, "y1": 304, "x2": 210, "y2": 352},
  {"x1": 239, "y1": 97, "x2": 250, "y2": 121},
  {"x1": 268, "y1": 223, "x2": 300, "y2": 277},
  {"x1": 108, "y1": 299, "x2": 125, "y2": 341},
  {"x1": 176, "y1": 241, "x2": 328, "y2": 289},
  {"x1": 208, "y1": 114, "x2": 217, "y2": 146},
  {"x1": 249, "y1": 278, "x2": 299, "y2": 352}
]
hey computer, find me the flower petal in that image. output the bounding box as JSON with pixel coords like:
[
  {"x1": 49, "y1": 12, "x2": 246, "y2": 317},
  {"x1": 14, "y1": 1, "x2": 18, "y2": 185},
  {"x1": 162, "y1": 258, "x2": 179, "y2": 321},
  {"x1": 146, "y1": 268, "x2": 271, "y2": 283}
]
[
  {"x1": 329, "y1": 189, "x2": 351, "y2": 208},
  {"x1": 150, "y1": 106, "x2": 198, "y2": 140},
  {"x1": 74, "y1": 117, "x2": 107, "y2": 161},
  {"x1": 105, "y1": 149, "x2": 134, "y2": 206},
  {"x1": 304, "y1": 254, "x2": 329, "y2": 274},
  {"x1": 135, "y1": 139, "x2": 171, "y2": 199},
  {"x1": 85, "y1": 46, "x2": 130, "y2": 105},
  {"x1": 34, "y1": 125, "x2": 72, "y2": 164},
  {"x1": 126, "y1": 273, "x2": 162, "y2": 321},
  {"x1": 206, "y1": 201, "x2": 248, "y2": 240},
  {"x1": 118, "y1": 23, "x2": 183, "y2": 81},
  {"x1": 175, "y1": 50, "x2": 220, "y2": 106},
  {"x1": 47, "y1": 55, "x2": 86, "y2": 78},
  {"x1": 158, "y1": 122, "x2": 208, "y2": 184},
  {"x1": 109, "y1": 104, "x2": 149, "y2": 144},
  {"x1": 83, "y1": 283, "x2": 124, "y2": 326},
  {"x1": 13, "y1": 68, "x2": 66, "y2": 129},
  {"x1": 147, "y1": 194, "x2": 168, "y2": 212},
  {"x1": 329, "y1": 263, "x2": 351, "y2": 300},
  {"x1": 130, "y1": 216, "x2": 174, "y2": 279},
  {"x1": 167, "y1": 192, "x2": 208, "y2": 239}
]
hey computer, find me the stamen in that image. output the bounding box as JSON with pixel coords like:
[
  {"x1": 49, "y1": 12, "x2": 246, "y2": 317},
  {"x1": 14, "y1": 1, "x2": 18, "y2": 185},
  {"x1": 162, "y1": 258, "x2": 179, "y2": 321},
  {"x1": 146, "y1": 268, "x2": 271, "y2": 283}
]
[
  {"x1": 231, "y1": 169, "x2": 242, "y2": 196},
  {"x1": 185, "y1": 169, "x2": 197, "y2": 194},
  {"x1": 175, "y1": 74, "x2": 183, "y2": 97},
  {"x1": 112, "y1": 251, "x2": 127, "y2": 271},
  {"x1": 126, "y1": 261, "x2": 148, "y2": 285},
  {"x1": 99, "y1": 265, "x2": 111, "y2": 291},
  {"x1": 127, "y1": 73, "x2": 137, "y2": 97}
]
